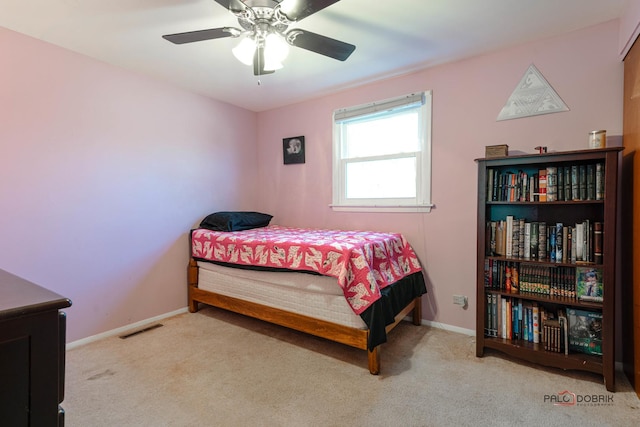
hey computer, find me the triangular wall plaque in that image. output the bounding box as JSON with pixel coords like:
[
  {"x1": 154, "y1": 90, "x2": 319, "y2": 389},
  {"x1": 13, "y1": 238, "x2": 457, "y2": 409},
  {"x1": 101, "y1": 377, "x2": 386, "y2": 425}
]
[{"x1": 497, "y1": 64, "x2": 569, "y2": 121}]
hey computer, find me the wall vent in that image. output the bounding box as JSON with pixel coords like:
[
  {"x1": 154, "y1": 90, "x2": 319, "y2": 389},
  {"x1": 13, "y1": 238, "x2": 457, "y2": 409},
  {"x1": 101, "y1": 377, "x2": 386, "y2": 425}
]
[{"x1": 119, "y1": 323, "x2": 163, "y2": 339}]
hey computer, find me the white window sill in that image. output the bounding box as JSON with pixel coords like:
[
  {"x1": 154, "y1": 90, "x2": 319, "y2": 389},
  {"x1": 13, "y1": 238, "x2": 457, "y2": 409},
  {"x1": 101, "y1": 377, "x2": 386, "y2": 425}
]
[{"x1": 329, "y1": 204, "x2": 433, "y2": 213}]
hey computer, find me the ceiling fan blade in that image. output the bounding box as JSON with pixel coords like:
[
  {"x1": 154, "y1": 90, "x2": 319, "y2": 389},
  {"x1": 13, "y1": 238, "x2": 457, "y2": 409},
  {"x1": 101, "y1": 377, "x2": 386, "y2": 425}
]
[
  {"x1": 253, "y1": 46, "x2": 275, "y2": 76},
  {"x1": 286, "y1": 29, "x2": 355, "y2": 61},
  {"x1": 162, "y1": 28, "x2": 234, "y2": 44},
  {"x1": 278, "y1": 0, "x2": 341, "y2": 22},
  {"x1": 214, "y1": 0, "x2": 248, "y2": 14}
]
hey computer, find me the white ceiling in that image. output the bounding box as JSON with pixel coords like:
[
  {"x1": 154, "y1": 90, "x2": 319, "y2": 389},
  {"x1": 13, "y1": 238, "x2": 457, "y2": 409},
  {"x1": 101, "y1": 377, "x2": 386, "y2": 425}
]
[{"x1": 0, "y1": 0, "x2": 627, "y2": 112}]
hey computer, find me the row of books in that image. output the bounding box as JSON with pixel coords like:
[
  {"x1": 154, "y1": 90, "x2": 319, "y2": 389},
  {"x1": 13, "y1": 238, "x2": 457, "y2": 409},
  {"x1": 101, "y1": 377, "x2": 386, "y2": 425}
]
[
  {"x1": 486, "y1": 217, "x2": 603, "y2": 264},
  {"x1": 484, "y1": 296, "x2": 603, "y2": 355},
  {"x1": 487, "y1": 163, "x2": 605, "y2": 202},
  {"x1": 484, "y1": 260, "x2": 604, "y2": 303}
]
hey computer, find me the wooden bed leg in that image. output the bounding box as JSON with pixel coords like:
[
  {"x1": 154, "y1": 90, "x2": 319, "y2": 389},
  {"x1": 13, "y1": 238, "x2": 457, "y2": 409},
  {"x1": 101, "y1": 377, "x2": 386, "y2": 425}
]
[
  {"x1": 412, "y1": 296, "x2": 422, "y2": 326},
  {"x1": 187, "y1": 258, "x2": 199, "y2": 313},
  {"x1": 188, "y1": 295, "x2": 199, "y2": 313},
  {"x1": 368, "y1": 347, "x2": 380, "y2": 375}
]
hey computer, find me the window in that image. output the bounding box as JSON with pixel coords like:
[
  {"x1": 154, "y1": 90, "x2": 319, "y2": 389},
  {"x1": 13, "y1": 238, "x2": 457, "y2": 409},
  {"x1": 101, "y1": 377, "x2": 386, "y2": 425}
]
[{"x1": 332, "y1": 90, "x2": 433, "y2": 212}]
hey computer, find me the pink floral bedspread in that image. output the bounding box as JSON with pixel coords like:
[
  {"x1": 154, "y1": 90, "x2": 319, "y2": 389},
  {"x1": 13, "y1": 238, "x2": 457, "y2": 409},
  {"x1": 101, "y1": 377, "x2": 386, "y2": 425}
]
[{"x1": 191, "y1": 225, "x2": 422, "y2": 314}]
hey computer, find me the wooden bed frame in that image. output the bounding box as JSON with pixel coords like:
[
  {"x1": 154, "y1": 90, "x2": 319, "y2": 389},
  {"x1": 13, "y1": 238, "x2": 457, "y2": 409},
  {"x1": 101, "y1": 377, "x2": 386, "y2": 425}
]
[{"x1": 187, "y1": 258, "x2": 422, "y2": 374}]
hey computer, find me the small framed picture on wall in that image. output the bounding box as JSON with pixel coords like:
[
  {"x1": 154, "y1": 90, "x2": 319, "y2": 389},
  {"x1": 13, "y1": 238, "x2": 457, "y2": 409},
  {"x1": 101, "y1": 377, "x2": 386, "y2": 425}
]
[{"x1": 283, "y1": 136, "x2": 305, "y2": 164}]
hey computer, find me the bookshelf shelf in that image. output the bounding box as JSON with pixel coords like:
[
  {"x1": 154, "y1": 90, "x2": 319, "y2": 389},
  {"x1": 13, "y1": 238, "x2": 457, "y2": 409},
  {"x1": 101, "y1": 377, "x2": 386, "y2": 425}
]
[
  {"x1": 487, "y1": 200, "x2": 604, "y2": 206},
  {"x1": 483, "y1": 337, "x2": 603, "y2": 374},
  {"x1": 476, "y1": 147, "x2": 622, "y2": 392},
  {"x1": 486, "y1": 290, "x2": 603, "y2": 310},
  {"x1": 486, "y1": 255, "x2": 604, "y2": 269}
]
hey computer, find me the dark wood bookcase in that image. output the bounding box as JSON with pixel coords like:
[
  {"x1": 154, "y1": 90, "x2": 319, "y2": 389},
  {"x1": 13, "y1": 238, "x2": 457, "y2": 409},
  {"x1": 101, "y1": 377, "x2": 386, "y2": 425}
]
[{"x1": 475, "y1": 147, "x2": 622, "y2": 392}]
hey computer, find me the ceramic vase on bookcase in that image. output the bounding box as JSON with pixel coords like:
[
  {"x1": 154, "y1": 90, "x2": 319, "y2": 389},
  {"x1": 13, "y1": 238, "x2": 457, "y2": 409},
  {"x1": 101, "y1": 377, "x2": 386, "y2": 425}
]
[{"x1": 475, "y1": 147, "x2": 622, "y2": 392}]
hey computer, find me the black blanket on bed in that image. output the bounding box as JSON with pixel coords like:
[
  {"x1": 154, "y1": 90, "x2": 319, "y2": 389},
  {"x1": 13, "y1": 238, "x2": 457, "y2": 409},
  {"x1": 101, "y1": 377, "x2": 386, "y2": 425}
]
[{"x1": 360, "y1": 271, "x2": 426, "y2": 349}]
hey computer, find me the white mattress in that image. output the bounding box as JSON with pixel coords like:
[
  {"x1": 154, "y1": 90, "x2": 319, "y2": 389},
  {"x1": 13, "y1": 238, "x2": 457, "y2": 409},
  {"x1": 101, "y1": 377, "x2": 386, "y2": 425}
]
[{"x1": 196, "y1": 261, "x2": 367, "y2": 329}]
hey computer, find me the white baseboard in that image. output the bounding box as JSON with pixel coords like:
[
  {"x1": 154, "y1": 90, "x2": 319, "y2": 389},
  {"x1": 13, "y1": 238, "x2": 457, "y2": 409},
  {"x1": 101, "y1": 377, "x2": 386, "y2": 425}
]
[
  {"x1": 71, "y1": 310, "x2": 472, "y2": 350},
  {"x1": 66, "y1": 307, "x2": 189, "y2": 350},
  {"x1": 422, "y1": 319, "x2": 475, "y2": 336},
  {"x1": 403, "y1": 316, "x2": 475, "y2": 336}
]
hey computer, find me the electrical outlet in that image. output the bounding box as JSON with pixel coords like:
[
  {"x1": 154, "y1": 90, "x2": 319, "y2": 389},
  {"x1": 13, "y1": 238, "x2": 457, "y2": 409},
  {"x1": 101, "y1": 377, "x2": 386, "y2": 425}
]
[{"x1": 453, "y1": 294, "x2": 468, "y2": 306}]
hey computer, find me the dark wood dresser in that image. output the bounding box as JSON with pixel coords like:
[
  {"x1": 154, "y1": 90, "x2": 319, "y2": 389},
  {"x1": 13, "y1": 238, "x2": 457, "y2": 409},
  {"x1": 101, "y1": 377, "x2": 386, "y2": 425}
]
[{"x1": 0, "y1": 269, "x2": 72, "y2": 426}]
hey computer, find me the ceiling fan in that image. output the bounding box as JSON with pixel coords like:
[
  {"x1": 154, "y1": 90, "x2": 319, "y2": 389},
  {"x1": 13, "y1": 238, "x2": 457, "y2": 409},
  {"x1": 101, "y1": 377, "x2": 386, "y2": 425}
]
[{"x1": 162, "y1": 0, "x2": 356, "y2": 76}]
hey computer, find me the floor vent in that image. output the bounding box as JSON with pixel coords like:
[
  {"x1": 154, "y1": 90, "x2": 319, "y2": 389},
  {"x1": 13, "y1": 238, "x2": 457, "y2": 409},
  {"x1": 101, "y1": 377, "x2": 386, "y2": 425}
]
[{"x1": 119, "y1": 323, "x2": 163, "y2": 339}]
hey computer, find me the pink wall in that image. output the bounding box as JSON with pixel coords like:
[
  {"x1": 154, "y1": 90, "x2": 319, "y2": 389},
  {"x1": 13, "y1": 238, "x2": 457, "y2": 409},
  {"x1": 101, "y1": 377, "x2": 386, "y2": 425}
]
[
  {"x1": 256, "y1": 20, "x2": 623, "y2": 332},
  {"x1": 0, "y1": 28, "x2": 258, "y2": 342}
]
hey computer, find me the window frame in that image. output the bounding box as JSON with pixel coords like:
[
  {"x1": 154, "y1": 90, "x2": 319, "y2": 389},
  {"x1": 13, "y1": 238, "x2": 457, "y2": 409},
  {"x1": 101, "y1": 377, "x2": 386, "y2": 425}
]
[{"x1": 331, "y1": 90, "x2": 433, "y2": 213}]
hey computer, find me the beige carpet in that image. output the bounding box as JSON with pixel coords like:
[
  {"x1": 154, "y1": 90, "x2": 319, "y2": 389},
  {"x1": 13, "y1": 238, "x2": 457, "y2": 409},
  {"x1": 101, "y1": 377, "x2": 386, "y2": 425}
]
[{"x1": 64, "y1": 307, "x2": 639, "y2": 427}]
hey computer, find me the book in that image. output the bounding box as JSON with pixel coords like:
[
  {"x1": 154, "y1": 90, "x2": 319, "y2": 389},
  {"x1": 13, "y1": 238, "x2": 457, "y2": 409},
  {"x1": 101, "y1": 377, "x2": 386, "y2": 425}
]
[
  {"x1": 523, "y1": 222, "x2": 531, "y2": 260},
  {"x1": 576, "y1": 266, "x2": 603, "y2": 302},
  {"x1": 538, "y1": 169, "x2": 547, "y2": 202},
  {"x1": 594, "y1": 222, "x2": 603, "y2": 264},
  {"x1": 512, "y1": 219, "x2": 520, "y2": 258},
  {"x1": 506, "y1": 298, "x2": 512, "y2": 339},
  {"x1": 505, "y1": 216, "x2": 514, "y2": 257},
  {"x1": 549, "y1": 226, "x2": 556, "y2": 262},
  {"x1": 586, "y1": 164, "x2": 595, "y2": 200},
  {"x1": 595, "y1": 163, "x2": 604, "y2": 200},
  {"x1": 522, "y1": 302, "x2": 530, "y2": 341},
  {"x1": 532, "y1": 303, "x2": 540, "y2": 343},
  {"x1": 563, "y1": 167, "x2": 571, "y2": 201},
  {"x1": 517, "y1": 299, "x2": 523, "y2": 340},
  {"x1": 558, "y1": 310, "x2": 569, "y2": 355},
  {"x1": 495, "y1": 221, "x2": 505, "y2": 256},
  {"x1": 491, "y1": 294, "x2": 498, "y2": 337},
  {"x1": 518, "y1": 219, "x2": 525, "y2": 258},
  {"x1": 568, "y1": 308, "x2": 603, "y2": 355},
  {"x1": 519, "y1": 171, "x2": 528, "y2": 202},
  {"x1": 487, "y1": 169, "x2": 494, "y2": 201},
  {"x1": 555, "y1": 223, "x2": 563, "y2": 263},
  {"x1": 575, "y1": 222, "x2": 585, "y2": 261},
  {"x1": 579, "y1": 165, "x2": 587, "y2": 200},
  {"x1": 557, "y1": 166, "x2": 564, "y2": 201},
  {"x1": 562, "y1": 226, "x2": 568, "y2": 263},
  {"x1": 571, "y1": 165, "x2": 579, "y2": 200},
  {"x1": 511, "y1": 263, "x2": 519, "y2": 293},
  {"x1": 585, "y1": 220, "x2": 592, "y2": 262},
  {"x1": 501, "y1": 297, "x2": 507, "y2": 339},
  {"x1": 537, "y1": 222, "x2": 547, "y2": 261},
  {"x1": 485, "y1": 292, "x2": 492, "y2": 336},
  {"x1": 546, "y1": 166, "x2": 557, "y2": 202},
  {"x1": 530, "y1": 222, "x2": 538, "y2": 261},
  {"x1": 509, "y1": 172, "x2": 517, "y2": 201}
]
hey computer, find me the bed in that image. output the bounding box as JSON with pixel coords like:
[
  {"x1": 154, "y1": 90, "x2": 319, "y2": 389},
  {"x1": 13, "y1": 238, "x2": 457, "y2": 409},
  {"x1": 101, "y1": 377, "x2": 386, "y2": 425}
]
[{"x1": 187, "y1": 213, "x2": 426, "y2": 374}]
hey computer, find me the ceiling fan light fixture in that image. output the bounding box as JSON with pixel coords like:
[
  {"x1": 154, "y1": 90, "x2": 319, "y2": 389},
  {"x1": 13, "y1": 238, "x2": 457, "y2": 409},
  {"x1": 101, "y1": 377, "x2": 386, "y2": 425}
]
[
  {"x1": 262, "y1": 33, "x2": 289, "y2": 71},
  {"x1": 263, "y1": 59, "x2": 284, "y2": 72},
  {"x1": 265, "y1": 33, "x2": 289, "y2": 62},
  {"x1": 232, "y1": 37, "x2": 256, "y2": 66}
]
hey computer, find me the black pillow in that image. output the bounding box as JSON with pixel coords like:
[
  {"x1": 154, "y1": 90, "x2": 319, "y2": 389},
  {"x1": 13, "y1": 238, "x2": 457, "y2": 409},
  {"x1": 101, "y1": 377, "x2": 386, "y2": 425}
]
[{"x1": 199, "y1": 211, "x2": 273, "y2": 232}]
